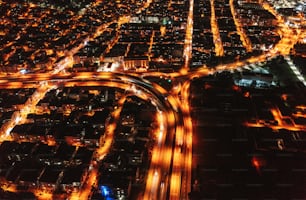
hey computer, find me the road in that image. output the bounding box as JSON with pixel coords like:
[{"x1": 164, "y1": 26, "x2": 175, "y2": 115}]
[{"x1": 0, "y1": 0, "x2": 305, "y2": 199}]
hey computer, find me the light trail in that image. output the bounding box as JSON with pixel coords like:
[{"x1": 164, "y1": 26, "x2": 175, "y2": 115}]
[
  {"x1": 0, "y1": 82, "x2": 57, "y2": 141},
  {"x1": 144, "y1": 109, "x2": 175, "y2": 200},
  {"x1": 147, "y1": 31, "x2": 155, "y2": 61},
  {"x1": 169, "y1": 168, "x2": 181, "y2": 199},
  {"x1": 0, "y1": 0, "x2": 305, "y2": 199},
  {"x1": 229, "y1": 0, "x2": 253, "y2": 52},
  {"x1": 183, "y1": 0, "x2": 194, "y2": 70},
  {"x1": 69, "y1": 168, "x2": 98, "y2": 200},
  {"x1": 210, "y1": 0, "x2": 224, "y2": 56},
  {"x1": 97, "y1": 96, "x2": 126, "y2": 160},
  {"x1": 163, "y1": 78, "x2": 193, "y2": 200},
  {"x1": 179, "y1": 81, "x2": 193, "y2": 200},
  {"x1": 144, "y1": 169, "x2": 160, "y2": 200}
]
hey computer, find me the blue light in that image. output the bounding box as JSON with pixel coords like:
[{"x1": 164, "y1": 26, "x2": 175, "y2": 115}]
[
  {"x1": 100, "y1": 185, "x2": 114, "y2": 199},
  {"x1": 101, "y1": 185, "x2": 110, "y2": 197}
]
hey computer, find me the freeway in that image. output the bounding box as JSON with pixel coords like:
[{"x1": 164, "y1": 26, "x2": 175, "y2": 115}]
[{"x1": 0, "y1": 0, "x2": 305, "y2": 199}]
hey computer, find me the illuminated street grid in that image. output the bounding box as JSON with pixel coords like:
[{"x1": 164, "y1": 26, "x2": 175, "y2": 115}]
[{"x1": 0, "y1": 0, "x2": 305, "y2": 199}]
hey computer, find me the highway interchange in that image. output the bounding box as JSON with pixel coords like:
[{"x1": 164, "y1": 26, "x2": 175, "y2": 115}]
[{"x1": 0, "y1": 0, "x2": 305, "y2": 199}]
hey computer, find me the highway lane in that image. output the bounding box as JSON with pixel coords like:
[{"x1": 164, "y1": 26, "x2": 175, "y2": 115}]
[
  {"x1": 179, "y1": 81, "x2": 193, "y2": 200},
  {"x1": 0, "y1": 0, "x2": 305, "y2": 199}
]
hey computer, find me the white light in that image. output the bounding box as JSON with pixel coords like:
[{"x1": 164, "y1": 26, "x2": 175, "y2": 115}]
[
  {"x1": 158, "y1": 130, "x2": 163, "y2": 144},
  {"x1": 15, "y1": 116, "x2": 21, "y2": 124},
  {"x1": 84, "y1": 39, "x2": 89, "y2": 46},
  {"x1": 20, "y1": 69, "x2": 27, "y2": 74},
  {"x1": 5, "y1": 127, "x2": 13, "y2": 136}
]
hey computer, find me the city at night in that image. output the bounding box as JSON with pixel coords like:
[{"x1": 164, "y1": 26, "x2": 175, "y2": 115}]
[{"x1": 0, "y1": 0, "x2": 305, "y2": 199}]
